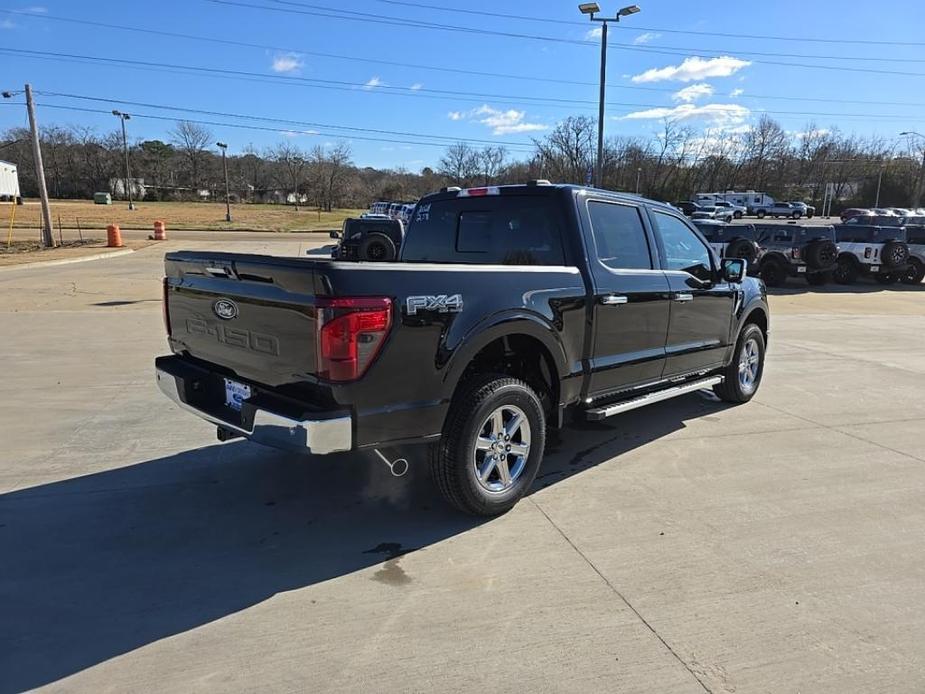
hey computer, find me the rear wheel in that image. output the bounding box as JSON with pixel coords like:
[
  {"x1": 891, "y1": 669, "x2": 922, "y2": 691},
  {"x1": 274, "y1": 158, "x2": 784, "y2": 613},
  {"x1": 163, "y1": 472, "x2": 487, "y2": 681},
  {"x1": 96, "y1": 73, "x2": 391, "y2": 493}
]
[
  {"x1": 806, "y1": 272, "x2": 830, "y2": 286},
  {"x1": 430, "y1": 374, "x2": 545, "y2": 516},
  {"x1": 833, "y1": 256, "x2": 859, "y2": 285},
  {"x1": 756, "y1": 210, "x2": 767, "y2": 219},
  {"x1": 901, "y1": 259, "x2": 925, "y2": 285},
  {"x1": 875, "y1": 273, "x2": 900, "y2": 285},
  {"x1": 759, "y1": 260, "x2": 787, "y2": 287},
  {"x1": 713, "y1": 323, "x2": 765, "y2": 404}
]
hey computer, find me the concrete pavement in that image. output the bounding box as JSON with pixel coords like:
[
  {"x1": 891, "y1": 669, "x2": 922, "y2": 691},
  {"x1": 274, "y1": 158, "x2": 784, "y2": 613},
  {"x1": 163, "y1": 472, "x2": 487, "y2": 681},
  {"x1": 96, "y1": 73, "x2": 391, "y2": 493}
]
[{"x1": 2, "y1": 239, "x2": 924, "y2": 693}]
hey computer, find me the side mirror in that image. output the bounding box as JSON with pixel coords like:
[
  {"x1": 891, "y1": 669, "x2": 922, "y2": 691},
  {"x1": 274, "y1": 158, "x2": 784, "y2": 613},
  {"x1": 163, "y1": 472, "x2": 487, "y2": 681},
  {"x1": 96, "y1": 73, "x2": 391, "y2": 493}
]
[
  {"x1": 329, "y1": 230, "x2": 341, "y2": 240},
  {"x1": 721, "y1": 258, "x2": 747, "y2": 283}
]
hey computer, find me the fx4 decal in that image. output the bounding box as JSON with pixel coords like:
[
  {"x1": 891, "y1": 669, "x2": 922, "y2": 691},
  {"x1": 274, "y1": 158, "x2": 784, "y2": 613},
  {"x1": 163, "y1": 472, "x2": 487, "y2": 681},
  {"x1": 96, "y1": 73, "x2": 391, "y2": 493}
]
[{"x1": 406, "y1": 294, "x2": 464, "y2": 315}]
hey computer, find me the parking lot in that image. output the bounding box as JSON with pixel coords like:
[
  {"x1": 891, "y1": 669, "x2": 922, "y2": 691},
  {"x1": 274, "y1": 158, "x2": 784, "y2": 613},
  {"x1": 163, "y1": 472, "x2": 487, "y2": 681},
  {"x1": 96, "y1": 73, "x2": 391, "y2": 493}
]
[{"x1": 3, "y1": 237, "x2": 925, "y2": 693}]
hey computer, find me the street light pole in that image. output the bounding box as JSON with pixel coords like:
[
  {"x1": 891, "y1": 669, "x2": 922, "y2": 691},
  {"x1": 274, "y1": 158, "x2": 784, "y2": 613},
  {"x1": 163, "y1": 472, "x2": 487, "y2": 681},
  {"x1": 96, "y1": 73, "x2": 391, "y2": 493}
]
[
  {"x1": 875, "y1": 166, "x2": 884, "y2": 208},
  {"x1": 112, "y1": 110, "x2": 134, "y2": 210},
  {"x1": 217, "y1": 142, "x2": 232, "y2": 223},
  {"x1": 901, "y1": 131, "x2": 925, "y2": 209},
  {"x1": 579, "y1": 3, "x2": 641, "y2": 190}
]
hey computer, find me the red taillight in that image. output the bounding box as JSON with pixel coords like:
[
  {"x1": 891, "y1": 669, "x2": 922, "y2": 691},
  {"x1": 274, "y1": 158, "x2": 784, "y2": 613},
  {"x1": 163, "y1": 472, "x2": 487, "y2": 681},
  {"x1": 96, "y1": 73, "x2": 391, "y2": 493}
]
[
  {"x1": 458, "y1": 186, "x2": 500, "y2": 197},
  {"x1": 162, "y1": 277, "x2": 172, "y2": 337},
  {"x1": 791, "y1": 247, "x2": 801, "y2": 259},
  {"x1": 316, "y1": 297, "x2": 392, "y2": 382}
]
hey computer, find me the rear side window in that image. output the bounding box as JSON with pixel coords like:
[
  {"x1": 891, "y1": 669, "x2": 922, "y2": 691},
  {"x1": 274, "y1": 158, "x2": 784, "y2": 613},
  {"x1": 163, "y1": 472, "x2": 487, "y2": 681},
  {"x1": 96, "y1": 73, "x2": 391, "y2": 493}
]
[
  {"x1": 587, "y1": 201, "x2": 652, "y2": 270},
  {"x1": 402, "y1": 196, "x2": 566, "y2": 265}
]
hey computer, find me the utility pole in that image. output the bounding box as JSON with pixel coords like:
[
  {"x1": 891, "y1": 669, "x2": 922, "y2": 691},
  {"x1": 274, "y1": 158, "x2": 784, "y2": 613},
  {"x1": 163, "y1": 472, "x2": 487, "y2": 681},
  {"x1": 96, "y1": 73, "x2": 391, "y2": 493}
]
[
  {"x1": 217, "y1": 142, "x2": 232, "y2": 222},
  {"x1": 25, "y1": 84, "x2": 55, "y2": 248},
  {"x1": 874, "y1": 166, "x2": 884, "y2": 208},
  {"x1": 112, "y1": 110, "x2": 134, "y2": 210},
  {"x1": 635, "y1": 167, "x2": 641, "y2": 194}
]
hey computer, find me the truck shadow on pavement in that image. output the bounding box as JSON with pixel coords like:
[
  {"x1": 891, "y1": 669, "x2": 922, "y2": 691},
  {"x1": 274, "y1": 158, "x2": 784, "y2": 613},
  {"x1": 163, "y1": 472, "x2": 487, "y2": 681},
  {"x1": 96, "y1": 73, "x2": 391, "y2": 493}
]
[
  {"x1": 766, "y1": 280, "x2": 925, "y2": 296},
  {"x1": 0, "y1": 394, "x2": 725, "y2": 692}
]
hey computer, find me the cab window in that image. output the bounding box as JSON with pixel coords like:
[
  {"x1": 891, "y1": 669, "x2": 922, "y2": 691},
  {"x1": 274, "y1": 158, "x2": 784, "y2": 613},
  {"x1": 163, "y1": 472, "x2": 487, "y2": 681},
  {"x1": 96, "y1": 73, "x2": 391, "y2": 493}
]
[
  {"x1": 652, "y1": 211, "x2": 713, "y2": 282},
  {"x1": 587, "y1": 201, "x2": 653, "y2": 270}
]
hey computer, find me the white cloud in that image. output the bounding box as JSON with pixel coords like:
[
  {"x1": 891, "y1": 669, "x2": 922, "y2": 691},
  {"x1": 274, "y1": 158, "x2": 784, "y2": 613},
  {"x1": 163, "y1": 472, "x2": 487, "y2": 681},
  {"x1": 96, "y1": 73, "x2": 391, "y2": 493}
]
[
  {"x1": 633, "y1": 31, "x2": 660, "y2": 45},
  {"x1": 271, "y1": 53, "x2": 303, "y2": 73},
  {"x1": 448, "y1": 104, "x2": 548, "y2": 135},
  {"x1": 631, "y1": 56, "x2": 751, "y2": 83},
  {"x1": 279, "y1": 129, "x2": 319, "y2": 138},
  {"x1": 362, "y1": 76, "x2": 384, "y2": 90},
  {"x1": 672, "y1": 83, "x2": 714, "y2": 103},
  {"x1": 0, "y1": 18, "x2": 15, "y2": 29},
  {"x1": 585, "y1": 27, "x2": 603, "y2": 40},
  {"x1": 23, "y1": 5, "x2": 47, "y2": 12},
  {"x1": 730, "y1": 88, "x2": 744, "y2": 97},
  {"x1": 621, "y1": 103, "x2": 751, "y2": 126},
  {"x1": 409, "y1": 83, "x2": 423, "y2": 91}
]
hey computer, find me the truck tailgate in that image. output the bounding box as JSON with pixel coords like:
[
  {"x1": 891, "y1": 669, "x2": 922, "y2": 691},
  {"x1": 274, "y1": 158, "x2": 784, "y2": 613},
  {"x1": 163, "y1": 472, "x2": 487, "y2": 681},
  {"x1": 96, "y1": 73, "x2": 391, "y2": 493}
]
[{"x1": 164, "y1": 251, "x2": 322, "y2": 387}]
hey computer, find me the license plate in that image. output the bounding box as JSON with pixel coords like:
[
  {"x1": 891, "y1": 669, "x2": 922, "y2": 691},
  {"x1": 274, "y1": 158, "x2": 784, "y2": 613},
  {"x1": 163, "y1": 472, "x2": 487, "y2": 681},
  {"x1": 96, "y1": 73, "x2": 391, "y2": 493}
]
[
  {"x1": 797, "y1": 266, "x2": 807, "y2": 273},
  {"x1": 870, "y1": 265, "x2": 880, "y2": 273},
  {"x1": 224, "y1": 378, "x2": 251, "y2": 411}
]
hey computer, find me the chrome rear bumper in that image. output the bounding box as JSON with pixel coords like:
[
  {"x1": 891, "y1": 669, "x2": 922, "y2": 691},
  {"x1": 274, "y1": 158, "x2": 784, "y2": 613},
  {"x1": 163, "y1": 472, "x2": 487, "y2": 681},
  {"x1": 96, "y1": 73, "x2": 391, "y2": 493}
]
[{"x1": 156, "y1": 366, "x2": 352, "y2": 455}]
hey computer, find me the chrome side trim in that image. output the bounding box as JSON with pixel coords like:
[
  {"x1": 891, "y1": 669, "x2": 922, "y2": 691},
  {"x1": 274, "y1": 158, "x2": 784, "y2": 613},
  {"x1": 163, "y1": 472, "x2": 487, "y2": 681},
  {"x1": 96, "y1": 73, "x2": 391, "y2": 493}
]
[
  {"x1": 584, "y1": 376, "x2": 723, "y2": 421},
  {"x1": 156, "y1": 368, "x2": 352, "y2": 455}
]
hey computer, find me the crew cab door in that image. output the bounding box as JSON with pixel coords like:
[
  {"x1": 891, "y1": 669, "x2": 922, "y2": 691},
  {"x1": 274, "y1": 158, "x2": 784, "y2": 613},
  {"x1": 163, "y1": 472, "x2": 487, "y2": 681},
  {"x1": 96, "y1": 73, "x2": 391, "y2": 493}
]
[
  {"x1": 583, "y1": 198, "x2": 671, "y2": 398},
  {"x1": 648, "y1": 209, "x2": 735, "y2": 377}
]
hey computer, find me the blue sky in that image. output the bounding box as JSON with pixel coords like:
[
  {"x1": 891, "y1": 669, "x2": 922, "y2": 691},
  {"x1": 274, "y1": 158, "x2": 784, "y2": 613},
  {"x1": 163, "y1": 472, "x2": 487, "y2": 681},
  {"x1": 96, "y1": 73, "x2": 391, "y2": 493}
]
[{"x1": 2, "y1": 0, "x2": 925, "y2": 171}]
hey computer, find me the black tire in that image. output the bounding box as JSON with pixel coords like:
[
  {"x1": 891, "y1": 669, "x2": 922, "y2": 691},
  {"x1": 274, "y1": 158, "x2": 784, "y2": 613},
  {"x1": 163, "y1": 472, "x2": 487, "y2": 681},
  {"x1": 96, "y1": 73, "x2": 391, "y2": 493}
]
[
  {"x1": 806, "y1": 272, "x2": 830, "y2": 286},
  {"x1": 759, "y1": 260, "x2": 787, "y2": 287},
  {"x1": 756, "y1": 210, "x2": 767, "y2": 219},
  {"x1": 791, "y1": 211, "x2": 802, "y2": 219},
  {"x1": 726, "y1": 238, "x2": 760, "y2": 265},
  {"x1": 833, "y1": 256, "x2": 859, "y2": 285},
  {"x1": 803, "y1": 240, "x2": 838, "y2": 270},
  {"x1": 874, "y1": 273, "x2": 900, "y2": 285},
  {"x1": 713, "y1": 323, "x2": 766, "y2": 404},
  {"x1": 880, "y1": 240, "x2": 909, "y2": 269},
  {"x1": 901, "y1": 259, "x2": 925, "y2": 285},
  {"x1": 733, "y1": 211, "x2": 743, "y2": 219},
  {"x1": 359, "y1": 233, "x2": 397, "y2": 262},
  {"x1": 430, "y1": 374, "x2": 546, "y2": 516}
]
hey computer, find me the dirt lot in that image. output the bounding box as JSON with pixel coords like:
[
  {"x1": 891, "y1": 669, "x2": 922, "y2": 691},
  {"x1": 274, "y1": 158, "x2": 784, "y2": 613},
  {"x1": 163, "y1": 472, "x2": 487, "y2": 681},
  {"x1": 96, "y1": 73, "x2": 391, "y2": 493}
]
[
  {"x1": 0, "y1": 238, "x2": 155, "y2": 267},
  {"x1": 5, "y1": 199, "x2": 364, "y2": 233}
]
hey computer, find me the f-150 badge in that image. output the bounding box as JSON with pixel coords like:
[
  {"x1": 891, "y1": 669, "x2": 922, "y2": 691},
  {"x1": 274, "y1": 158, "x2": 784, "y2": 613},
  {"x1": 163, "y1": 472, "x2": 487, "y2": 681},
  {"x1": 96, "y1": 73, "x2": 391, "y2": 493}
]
[{"x1": 406, "y1": 294, "x2": 463, "y2": 315}]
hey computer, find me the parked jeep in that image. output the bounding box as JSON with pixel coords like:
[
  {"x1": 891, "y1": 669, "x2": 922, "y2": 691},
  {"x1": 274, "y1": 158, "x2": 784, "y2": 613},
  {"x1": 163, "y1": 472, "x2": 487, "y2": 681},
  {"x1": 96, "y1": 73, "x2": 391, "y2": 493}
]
[
  {"x1": 332, "y1": 217, "x2": 404, "y2": 261},
  {"x1": 752, "y1": 224, "x2": 839, "y2": 286},
  {"x1": 691, "y1": 220, "x2": 763, "y2": 267},
  {"x1": 903, "y1": 221, "x2": 925, "y2": 285},
  {"x1": 754, "y1": 202, "x2": 803, "y2": 220},
  {"x1": 832, "y1": 225, "x2": 911, "y2": 284}
]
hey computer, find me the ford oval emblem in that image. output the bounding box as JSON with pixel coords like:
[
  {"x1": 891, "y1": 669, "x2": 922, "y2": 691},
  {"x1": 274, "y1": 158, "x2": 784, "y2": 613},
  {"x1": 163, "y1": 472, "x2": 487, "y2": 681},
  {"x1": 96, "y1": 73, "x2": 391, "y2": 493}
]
[{"x1": 213, "y1": 298, "x2": 239, "y2": 320}]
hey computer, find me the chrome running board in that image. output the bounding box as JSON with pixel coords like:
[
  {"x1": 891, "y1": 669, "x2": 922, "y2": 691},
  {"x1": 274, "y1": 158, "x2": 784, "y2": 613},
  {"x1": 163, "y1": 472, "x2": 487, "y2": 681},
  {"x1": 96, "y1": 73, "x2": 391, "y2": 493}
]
[{"x1": 584, "y1": 376, "x2": 723, "y2": 421}]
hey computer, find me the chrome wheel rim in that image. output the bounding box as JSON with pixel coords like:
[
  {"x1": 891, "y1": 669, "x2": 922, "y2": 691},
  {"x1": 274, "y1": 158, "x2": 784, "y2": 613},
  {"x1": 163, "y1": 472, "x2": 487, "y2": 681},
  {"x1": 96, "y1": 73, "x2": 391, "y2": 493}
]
[
  {"x1": 738, "y1": 338, "x2": 761, "y2": 394},
  {"x1": 473, "y1": 405, "x2": 531, "y2": 493}
]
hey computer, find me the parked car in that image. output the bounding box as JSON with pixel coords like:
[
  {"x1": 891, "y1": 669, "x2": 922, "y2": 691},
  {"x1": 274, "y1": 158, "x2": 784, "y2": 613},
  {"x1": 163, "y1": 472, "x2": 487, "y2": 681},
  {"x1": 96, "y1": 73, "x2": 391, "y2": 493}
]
[
  {"x1": 902, "y1": 222, "x2": 925, "y2": 285},
  {"x1": 332, "y1": 217, "x2": 404, "y2": 261},
  {"x1": 692, "y1": 220, "x2": 763, "y2": 266},
  {"x1": 672, "y1": 200, "x2": 705, "y2": 216},
  {"x1": 787, "y1": 201, "x2": 816, "y2": 218},
  {"x1": 888, "y1": 208, "x2": 914, "y2": 217},
  {"x1": 871, "y1": 208, "x2": 898, "y2": 216},
  {"x1": 752, "y1": 224, "x2": 839, "y2": 286},
  {"x1": 155, "y1": 182, "x2": 769, "y2": 516},
  {"x1": 754, "y1": 202, "x2": 803, "y2": 219},
  {"x1": 712, "y1": 200, "x2": 747, "y2": 219},
  {"x1": 840, "y1": 208, "x2": 872, "y2": 222},
  {"x1": 833, "y1": 224, "x2": 911, "y2": 284}
]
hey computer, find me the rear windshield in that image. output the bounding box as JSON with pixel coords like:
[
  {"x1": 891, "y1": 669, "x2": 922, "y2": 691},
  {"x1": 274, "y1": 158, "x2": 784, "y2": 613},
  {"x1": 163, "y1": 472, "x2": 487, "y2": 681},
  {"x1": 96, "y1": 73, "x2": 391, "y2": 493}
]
[
  {"x1": 907, "y1": 226, "x2": 925, "y2": 244},
  {"x1": 401, "y1": 195, "x2": 567, "y2": 265}
]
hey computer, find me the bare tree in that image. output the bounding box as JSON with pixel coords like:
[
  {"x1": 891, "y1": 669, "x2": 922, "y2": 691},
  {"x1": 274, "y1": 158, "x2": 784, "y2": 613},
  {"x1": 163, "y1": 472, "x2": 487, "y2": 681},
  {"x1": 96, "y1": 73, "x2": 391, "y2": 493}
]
[
  {"x1": 478, "y1": 146, "x2": 506, "y2": 185},
  {"x1": 533, "y1": 116, "x2": 595, "y2": 184},
  {"x1": 439, "y1": 142, "x2": 480, "y2": 186},
  {"x1": 269, "y1": 141, "x2": 307, "y2": 208},
  {"x1": 170, "y1": 120, "x2": 213, "y2": 195}
]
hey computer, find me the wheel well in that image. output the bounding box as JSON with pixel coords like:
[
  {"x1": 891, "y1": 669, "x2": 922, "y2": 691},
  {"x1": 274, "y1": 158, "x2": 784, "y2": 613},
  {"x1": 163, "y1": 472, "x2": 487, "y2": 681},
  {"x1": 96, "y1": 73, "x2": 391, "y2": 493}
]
[
  {"x1": 745, "y1": 308, "x2": 768, "y2": 343},
  {"x1": 460, "y1": 334, "x2": 559, "y2": 420}
]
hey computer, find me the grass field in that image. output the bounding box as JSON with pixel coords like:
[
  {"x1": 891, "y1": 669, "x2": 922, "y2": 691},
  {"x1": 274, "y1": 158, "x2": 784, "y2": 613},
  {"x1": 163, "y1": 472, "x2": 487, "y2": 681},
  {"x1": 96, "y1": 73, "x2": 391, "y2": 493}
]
[{"x1": 4, "y1": 199, "x2": 365, "y2": 233}]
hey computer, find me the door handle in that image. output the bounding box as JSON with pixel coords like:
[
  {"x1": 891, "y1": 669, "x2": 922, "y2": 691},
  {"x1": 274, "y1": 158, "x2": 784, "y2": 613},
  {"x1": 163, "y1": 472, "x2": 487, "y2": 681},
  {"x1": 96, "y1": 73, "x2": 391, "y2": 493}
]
[
  {"x1": 673, "y1": 293, "x2": 694, "y2": 303},
  {"x1": 600, "y1": 294, "x2": 629, "y2": 305}
]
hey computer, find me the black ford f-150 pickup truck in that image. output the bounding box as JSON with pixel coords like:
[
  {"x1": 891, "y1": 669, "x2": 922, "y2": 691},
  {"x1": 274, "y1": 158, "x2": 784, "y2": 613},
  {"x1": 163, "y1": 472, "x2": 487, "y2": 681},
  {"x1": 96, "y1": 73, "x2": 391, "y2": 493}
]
[{"x1": 156, "y1": 183, "x2": 769, "y2": 516}]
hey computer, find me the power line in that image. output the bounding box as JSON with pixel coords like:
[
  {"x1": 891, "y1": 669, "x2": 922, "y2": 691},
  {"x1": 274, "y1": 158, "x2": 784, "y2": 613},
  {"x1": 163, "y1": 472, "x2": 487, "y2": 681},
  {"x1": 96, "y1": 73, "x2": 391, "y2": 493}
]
[
  {"x1": 34, "y1": 91, "x2": 538, "y2": 149},
  {"x1": 362, "y1": 0, "x2": 925, "y2": 48},
  {"x1": 5, "y1": 48, "x2": 925, "y2": 124},
  {"x1": 6, "y1": 9, "x2": 925, "y2": 110}
]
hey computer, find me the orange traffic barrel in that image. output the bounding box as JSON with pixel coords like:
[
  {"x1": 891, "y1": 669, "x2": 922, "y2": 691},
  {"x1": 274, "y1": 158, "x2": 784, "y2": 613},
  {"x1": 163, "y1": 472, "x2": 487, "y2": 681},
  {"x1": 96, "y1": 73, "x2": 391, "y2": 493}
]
[
  {"x1": 153, "y1": 220, "x2": 167, "y2": 240},
  {"x1": 107, "y1": 224, "x2": 123, "y2": 248}
]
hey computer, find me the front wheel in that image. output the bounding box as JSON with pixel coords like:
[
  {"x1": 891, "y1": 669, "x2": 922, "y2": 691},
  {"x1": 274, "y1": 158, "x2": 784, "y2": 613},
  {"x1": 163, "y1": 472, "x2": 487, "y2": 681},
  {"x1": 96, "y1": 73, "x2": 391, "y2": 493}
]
[
  {"x1": 791, "y1": 211, "x2": 802, "y2": 219},
  {"x1": 430, "y1": 375, "x2": 546, "y2": 516},
  {"x1": 733, "y1": 211, "x2": 743, "y2": 219},
  {"x1": 714, "y1": 323, "x2": 766, "y2": 403},
  {"x1": 833, "y1": 257, "x2": 859, "y2": 285}
]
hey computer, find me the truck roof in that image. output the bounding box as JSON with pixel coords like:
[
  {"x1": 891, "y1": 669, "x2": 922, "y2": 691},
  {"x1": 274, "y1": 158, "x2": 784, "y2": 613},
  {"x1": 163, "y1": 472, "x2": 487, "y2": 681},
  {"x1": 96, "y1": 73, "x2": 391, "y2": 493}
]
[{"x1": 419, "y1": 182, "x2": 674, "y2": 213}]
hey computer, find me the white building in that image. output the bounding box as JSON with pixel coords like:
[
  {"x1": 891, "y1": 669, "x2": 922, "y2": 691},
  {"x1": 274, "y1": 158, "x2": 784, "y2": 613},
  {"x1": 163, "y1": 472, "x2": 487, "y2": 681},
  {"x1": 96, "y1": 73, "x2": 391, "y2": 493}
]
[{"x1": 0, "y1": 160, "x2": 21, "y2": 201}]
